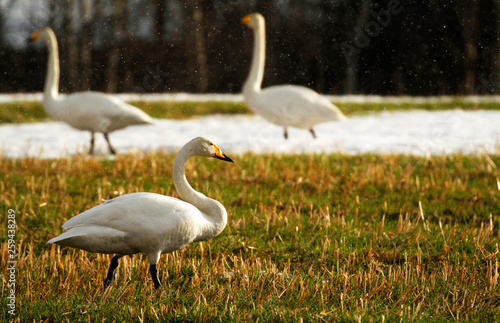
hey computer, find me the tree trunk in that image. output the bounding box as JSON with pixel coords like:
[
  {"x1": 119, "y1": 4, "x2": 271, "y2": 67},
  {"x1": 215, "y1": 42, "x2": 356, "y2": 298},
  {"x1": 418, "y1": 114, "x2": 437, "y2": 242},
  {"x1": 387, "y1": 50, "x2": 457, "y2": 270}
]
[
  {"x1": 496, "y1": 1, "x2": 500, "y2": 93},
  {"x1": 105, "y1": 0, "x2": 126, "y2": 93},
  {"x1": 192, "y1": 1, "x2": 209, "y2": 93},
  {"x1": 345, "y1": 0, "x2": 371, "y2": 94},
  {"x1": 154, "y1": 0, "x2": 166, "y2": 43},
  {"x1": 63, "y1": 0, "x2": 78, "y2": 92},
  {"x1": 79, "y1": 0, "x2": 92, "y2": 91},
  {"x1": 456, "y1": 0, "x2": 479, "y2": 95}
]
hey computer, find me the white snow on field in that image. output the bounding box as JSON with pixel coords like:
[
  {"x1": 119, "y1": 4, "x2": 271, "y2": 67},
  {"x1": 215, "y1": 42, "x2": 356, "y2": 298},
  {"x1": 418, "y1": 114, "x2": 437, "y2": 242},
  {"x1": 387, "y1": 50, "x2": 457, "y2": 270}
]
[
  {"x1": 0, "y1": 109, "x2": 499, "y2": 158},
  {"x1": 2, "y1": 92, "x2": 500, "y2": 104}
]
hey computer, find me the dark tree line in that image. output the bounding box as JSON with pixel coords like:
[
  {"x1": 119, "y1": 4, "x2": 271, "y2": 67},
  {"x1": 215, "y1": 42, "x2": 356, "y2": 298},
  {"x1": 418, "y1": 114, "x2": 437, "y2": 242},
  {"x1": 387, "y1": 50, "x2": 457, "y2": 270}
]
[{"x1": 1, "y1": 0, "x2": 499, "y2": 95}]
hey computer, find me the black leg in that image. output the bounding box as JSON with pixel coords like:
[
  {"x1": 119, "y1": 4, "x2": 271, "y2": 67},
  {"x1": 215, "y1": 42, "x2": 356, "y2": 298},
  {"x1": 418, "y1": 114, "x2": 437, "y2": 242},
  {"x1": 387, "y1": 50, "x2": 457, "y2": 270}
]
[
  {"x1": 309, "y1": 128, "x2": 317, "y2": 139},
  {"x1": 104, "y1": 133, "x2": 116, "y2": 155},
  {"x1": 284, "y1": 128, "x2": 288, "y2": 140},
  {"x1": 89, "y1": 132, "x2": 95, "y2": 155},
  {"x1": 103, "y1": 255, "x2": 121, "y2": 288},
  {"x1": 149, "y1": 264, "x2": 161, "y2": 289}
]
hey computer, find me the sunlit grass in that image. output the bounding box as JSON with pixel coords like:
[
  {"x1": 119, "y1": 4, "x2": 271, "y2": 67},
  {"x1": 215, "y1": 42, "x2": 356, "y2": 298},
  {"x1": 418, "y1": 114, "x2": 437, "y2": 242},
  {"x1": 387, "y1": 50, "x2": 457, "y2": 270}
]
[
  {"x1": 339, "y1": 100, "x2": 500, "y2": 115},
  {"x1": 1, "y1": 99, "x2": 499, "y2": 124},
  {"x1": 132, "y1": 101, "x2": 249, "y2": 120},
  {"x1": 1, "y1": 152, "x2": 499, "y2": 321},
  {"x1": 0, "y1": 102, "x2": 49, "y2": 123}
]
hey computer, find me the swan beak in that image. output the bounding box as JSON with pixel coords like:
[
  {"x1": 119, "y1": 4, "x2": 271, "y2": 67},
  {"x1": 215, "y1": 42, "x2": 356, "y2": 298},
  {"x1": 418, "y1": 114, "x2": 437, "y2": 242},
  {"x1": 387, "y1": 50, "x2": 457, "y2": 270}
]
[
  {"x1": 241, "y1": 15, "x2": 251, "y2": 25},
  {"x1": 214, "y1": 145, "x2": 234, "y2": 163},
  {"x1": 28, "y1": 31, "x2": 38, "y2": 42}
]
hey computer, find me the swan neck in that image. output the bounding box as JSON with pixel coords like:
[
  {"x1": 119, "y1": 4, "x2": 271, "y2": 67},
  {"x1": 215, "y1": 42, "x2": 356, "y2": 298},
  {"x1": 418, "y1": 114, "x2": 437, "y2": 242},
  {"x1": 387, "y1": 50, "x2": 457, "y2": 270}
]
[
  {"x1": 244, "y1": 24, "x2": 265, "y2": 95},
  {"x1": 172, "y1": 145, "x2": 227, "y2": 236},
  {"x1": 43, "y1": 32, "x2": 60, "y2": 101},
  {"x1": 172, "y1": 150, "x2": 201, "y2": 205}
]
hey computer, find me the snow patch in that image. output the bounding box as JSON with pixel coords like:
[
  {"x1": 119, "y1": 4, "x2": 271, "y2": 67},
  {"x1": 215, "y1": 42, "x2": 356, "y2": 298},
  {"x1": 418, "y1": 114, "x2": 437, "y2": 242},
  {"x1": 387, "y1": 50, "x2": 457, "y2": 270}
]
[{"x1": 0, "y1": 110, "x2": 498, "y2": 158}]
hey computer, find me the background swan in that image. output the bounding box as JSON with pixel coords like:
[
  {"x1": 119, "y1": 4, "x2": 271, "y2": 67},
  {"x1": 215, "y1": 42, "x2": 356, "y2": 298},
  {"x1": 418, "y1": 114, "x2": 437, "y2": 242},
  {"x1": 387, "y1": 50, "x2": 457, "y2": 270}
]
[
  {"x1": 29, "y1": 27, "x2": 154, "y2": 154},
  {"x1": 241, "y1": 13, "x2": 347, "y2": 139},
  {"x1": 47, "y1": 137, "x2": 234, "y2": 289}
]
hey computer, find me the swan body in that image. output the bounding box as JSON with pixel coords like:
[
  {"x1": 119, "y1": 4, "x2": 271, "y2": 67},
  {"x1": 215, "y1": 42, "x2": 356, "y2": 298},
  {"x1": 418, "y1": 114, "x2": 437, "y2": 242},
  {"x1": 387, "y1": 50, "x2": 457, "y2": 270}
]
[
  {"x1": 29, "y1": 27, "x2": 153, "y2": 154},
  {"x1": 47, "y1": 137, "x2": 234, "y2": 288},
  {"x1": 241, "y1": 13, "x2": 347, "y2": 139},
  {"x1": 47, "y1": 193, "x2": 219, "y2": 255},
  {"x1": 43, "y1": 92, "x2": 152, "y2": 134}
]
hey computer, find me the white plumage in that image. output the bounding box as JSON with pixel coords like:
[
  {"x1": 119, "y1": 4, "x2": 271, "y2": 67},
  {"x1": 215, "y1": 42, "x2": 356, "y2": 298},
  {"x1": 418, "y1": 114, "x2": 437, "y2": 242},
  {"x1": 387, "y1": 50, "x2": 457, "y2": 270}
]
[
  {"x1": 47, "y1": 137, "x2": 234, "y2": 289},
  {"x1": 29, "y1": 27, "x2": 153, "y2": 154},
  {"x1": 241, "y1": 13, "x2": 347, "y2": 139}
]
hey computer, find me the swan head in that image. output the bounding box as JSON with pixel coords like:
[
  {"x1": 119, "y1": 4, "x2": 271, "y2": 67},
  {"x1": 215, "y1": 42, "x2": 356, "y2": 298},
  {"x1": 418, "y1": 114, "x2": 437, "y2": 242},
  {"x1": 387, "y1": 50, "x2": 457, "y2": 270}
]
[
  {"x1": 28, "y1": 27, "x2": 55, "y2": 44},
  {"x1": 187, "y1": 137, "x2": 234, "y2": 163},
  {"x1": 241, "y1": 13, "x2": 265, "y2": 30}
]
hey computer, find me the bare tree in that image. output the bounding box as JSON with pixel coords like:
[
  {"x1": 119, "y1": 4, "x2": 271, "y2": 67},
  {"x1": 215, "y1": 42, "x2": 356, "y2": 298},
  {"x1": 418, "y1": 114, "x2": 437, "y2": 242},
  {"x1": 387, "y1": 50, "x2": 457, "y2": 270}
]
[
  {"x1": 154, "y1": 0, "x2": 166, "y2": 43},
  {"x1": 79, "y1": 0, "x2": 93, "y2": 91},
  {"x1": 495, "y1": 0, "x2": 500, "y2": 92},
  {"x1": 106, "y1": 0, "x2": 127, "y2": 93},
  {"x1": 182, "y1": 0, "x2": 210, "y2": 93},
  {"x1": 344, "y1": 0, "x2": 371, "y2": 94},
  {"x1": 192, "y1": 1, "x2": 209, "y2": 93},
  {"x1": 456, "y1": 0, "x2": 479, "y2": 95},
  {"x1": 62, "y1": 0, "x2": 78, "y2": 92}
]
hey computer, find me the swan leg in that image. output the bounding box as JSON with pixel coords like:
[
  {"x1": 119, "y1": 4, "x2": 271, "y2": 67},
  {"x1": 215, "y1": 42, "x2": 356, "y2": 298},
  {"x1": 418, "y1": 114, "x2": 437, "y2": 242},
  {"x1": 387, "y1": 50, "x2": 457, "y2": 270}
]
[
  {"x1": 104, "y1": 133, "x2": 116, "y2": 155},
  {"x1": 309, "y1": 128, "x2": 317, "y2": 139},
  {"x1": 149, "y1": 264, "x2": 161, "y2": 289},
  {"x1": 89, "y1": 132, "x2": 95, "y2": 155},
  {"x1": 103, "y1": 255, "x2": 121, "y2": 288},
  {"x1": 284, "y1": 128, "x2": 288, "y2": 140}
]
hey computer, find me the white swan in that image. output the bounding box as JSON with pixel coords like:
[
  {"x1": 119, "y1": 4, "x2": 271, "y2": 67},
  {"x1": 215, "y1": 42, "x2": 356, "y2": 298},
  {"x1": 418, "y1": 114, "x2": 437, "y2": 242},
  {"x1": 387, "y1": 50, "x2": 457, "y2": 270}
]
[
  {"x1": 47, "y1": 137, "x2": 234, "y2": 289},
  {"x1": 241, "y1": 13, "x2": 347, "y2": 139},
  {"x1": 29, "y1": 27, "x2": 154, "y2": 154}
]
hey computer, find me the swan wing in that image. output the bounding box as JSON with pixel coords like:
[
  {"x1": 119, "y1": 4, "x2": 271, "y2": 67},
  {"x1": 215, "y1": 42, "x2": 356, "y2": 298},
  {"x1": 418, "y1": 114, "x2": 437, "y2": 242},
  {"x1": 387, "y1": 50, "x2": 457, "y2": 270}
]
[
  {"x1": 249, "y1": 85, "x2": 347, "y2": 128},
  {"x1": 62, "y1": 193, "x2": 201, "y2": 230},
  {"x1": 55, "y1": 192, "x2": 206, "y2": 254}
]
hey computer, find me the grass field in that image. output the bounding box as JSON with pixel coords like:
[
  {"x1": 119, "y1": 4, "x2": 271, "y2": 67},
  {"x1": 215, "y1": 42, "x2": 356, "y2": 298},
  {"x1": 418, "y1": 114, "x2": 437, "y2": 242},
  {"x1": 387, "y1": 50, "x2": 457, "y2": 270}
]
[
  {"x1": 1, "y1": 100, "x2": 499, "y2": 321},
  {"x1": 1, "y1": 99, "x2": 500, "y2": 124},
  {"x1": 1, "y1": 150, "x2": 499, "y2": 321}
]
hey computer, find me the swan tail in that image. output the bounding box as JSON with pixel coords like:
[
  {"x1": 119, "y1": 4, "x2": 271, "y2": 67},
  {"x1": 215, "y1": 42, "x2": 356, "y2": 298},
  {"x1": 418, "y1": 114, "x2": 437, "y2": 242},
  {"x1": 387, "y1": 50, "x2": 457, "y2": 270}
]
[
  {"x1": 321, "y1": 100, "x2": 348, "y2": 122},
  {"x1": 130, "y1": 109, "x2": 155, "y2": 125},
  {"x1": 117, "y1": 99, "x2": 155, "y2": 124},
  {"x1": 47, "y1": 226, "x2": 128, "y2": 253}
]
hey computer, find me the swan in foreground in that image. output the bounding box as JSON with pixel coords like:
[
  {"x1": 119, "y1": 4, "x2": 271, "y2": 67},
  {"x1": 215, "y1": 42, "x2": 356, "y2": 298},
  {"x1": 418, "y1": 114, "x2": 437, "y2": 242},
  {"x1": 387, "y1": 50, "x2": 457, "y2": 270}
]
[
  {"x1": 29, "y1": 27, "x2": 153, "y2": 154},
  {"x1": 47, "y1": 137, "x2": 234, "y2": 289},
  {"x1": 241, "y1": 13, "x2": 347, "y2": 139}
]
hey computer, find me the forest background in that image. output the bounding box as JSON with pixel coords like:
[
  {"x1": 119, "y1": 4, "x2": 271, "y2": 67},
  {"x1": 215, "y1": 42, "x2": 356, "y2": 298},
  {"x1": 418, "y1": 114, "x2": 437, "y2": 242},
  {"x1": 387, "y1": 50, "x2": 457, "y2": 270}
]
[{"x1": 1, "y1": 0, "x2": 499, "y2": 96}]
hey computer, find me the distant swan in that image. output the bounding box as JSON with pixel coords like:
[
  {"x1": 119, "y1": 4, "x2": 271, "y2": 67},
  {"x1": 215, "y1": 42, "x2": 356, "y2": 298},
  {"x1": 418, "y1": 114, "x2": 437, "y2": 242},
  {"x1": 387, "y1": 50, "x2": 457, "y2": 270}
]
[
  {"x1": 29, "y1": 27, "x2": 153, "y2": 154},
  {"x1": 241, "y1": 13, "x2": 347, "y2": 139},
  {"x1": 47, "y1": 137, "x2": 234, "y2": 289}
]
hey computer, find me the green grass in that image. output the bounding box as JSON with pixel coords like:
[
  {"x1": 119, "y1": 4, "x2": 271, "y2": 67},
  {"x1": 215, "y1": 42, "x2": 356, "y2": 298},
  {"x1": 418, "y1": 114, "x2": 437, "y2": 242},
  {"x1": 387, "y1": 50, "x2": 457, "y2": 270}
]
[
  {"x1": 1, "y1": 99, "x2": 499, "y2": 124},
  {"x1": 0, "y1": 101, "x2": 250, "y2": 124},
  {"x1": 132, "y1": 101, "x2": 249, "y2": 119},
  {"x1": 0, "y1": 102, "x2": 49, "y2": 123},
  {"x1": 1, "y1": 152, "x2": 499, "y2": 321},
  {"x1": 339, "y1": 100, "x2": 500, "y2": 115}
]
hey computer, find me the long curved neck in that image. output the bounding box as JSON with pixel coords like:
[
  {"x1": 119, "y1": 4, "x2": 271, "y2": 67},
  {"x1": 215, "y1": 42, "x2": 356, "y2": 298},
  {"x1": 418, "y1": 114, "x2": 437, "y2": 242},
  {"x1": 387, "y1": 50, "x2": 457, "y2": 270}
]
[
  {"x1": 43, "y1": 31, "x2": 60, "y2": 101},
  {"x1": 243, "y1": 23, "x2": 265, "y2": 96},
  {"x1": 172, "y1": 146, "x2": 227, "y2": 238}
]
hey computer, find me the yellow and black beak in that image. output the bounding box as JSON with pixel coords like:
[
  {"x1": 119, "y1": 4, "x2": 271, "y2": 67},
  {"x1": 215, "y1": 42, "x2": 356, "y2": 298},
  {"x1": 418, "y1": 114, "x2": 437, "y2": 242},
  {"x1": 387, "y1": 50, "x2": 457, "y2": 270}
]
[
  {"x1": 214, "y1": 144, "x2": 234, "y2": 163},
  {"x1": 28, "y1": 31, "x2": 38, "y2": 42},
  {"x1": 241, "y1": 15, "x2": 251, "y2": 25}
]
